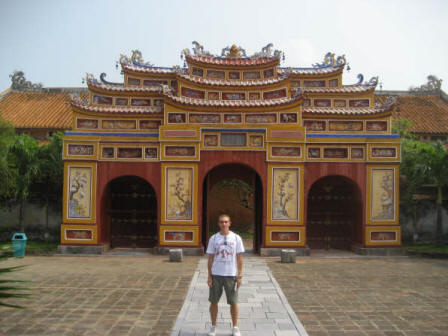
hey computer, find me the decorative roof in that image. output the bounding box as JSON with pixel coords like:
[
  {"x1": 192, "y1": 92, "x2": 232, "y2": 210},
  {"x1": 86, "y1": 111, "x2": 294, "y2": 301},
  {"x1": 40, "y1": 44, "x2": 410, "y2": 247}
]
[
  {"x1": 278, "y1": 66, "x2": 343, "y2": 75},
  {"x1": 0, "y1": 91, "x2": 80, "y2": 129},
  {"x1": 176, "y1": 72, "x2": 289, "y2": 87},
  {"x1": 163, "y1": 89, "x2": 302, "y2": 108},
  {"x1": 302, "y1": 84, "x2": 376, "y2": 94},
  {"x1": 303, "y1": 96, "x2": 395, "y2": 116},
  {"x1": 86, "y1": 73, "x2": 163, "y2": 93},
  {"x1": 119, "y1": 50, "x2": 175, "y2": 74},
  {"x1": 377, "y1": 94, "x2": 448, "y2": 134},
  {"x1": 71, "y1": 98, "x2": 163, "y2": 115}
]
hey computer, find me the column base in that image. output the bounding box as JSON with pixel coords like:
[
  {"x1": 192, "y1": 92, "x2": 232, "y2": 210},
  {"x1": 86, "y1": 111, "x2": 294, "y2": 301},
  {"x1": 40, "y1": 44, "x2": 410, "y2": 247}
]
[
  {"x1": 155, "y1": 247, "x2": 204, "y2": 256},
  {"x1": 58, "y1": 245, "x2": 105, "y2": 255},
  {"x1": 352, "y1": 246, "x2": 405, "y2": 256},
  {"x1": 259, "y1": 247, "x2": 310, "y2": 257}
]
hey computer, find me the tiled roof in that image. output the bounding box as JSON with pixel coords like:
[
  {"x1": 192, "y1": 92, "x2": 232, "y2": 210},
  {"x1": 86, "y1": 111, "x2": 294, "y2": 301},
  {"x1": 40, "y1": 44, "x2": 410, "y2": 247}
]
[
  {"x1": 302, "y1": 84, "x2": 376, "y2": 94},
  {"x1": 176, "y1": 72, "x2": 289, "y2": 87},
  {"x1": 87, "y1": 80, "x2": 162, "y2": 93},
  {"x1": 186, "y1": 55, "x2": 279, "y2": 66},
  {"x1": 376, "y1": 94, "x2": 448, "y2": 134},
  {"x1": 71, "y1": 99, "x2": 163, "y2": 115},
  {"x1": 303, "y1": 103, "x2": 394, "y2": 116},
  {"x1": 164, "y1": 92, "x2": 302, "y2": 108},
  {"x1": 278, "y1": 66, "x2": 343, "y2": 75},
  {"x1": 0, "y1": 91, "x2": 85, "y2": 129},
  {"x1": 121, "y1": 63, "x2": 175, "y2": 74}
]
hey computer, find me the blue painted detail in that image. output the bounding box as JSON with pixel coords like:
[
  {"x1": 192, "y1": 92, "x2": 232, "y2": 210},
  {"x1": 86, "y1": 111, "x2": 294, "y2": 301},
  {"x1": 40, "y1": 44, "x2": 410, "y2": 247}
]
[
  {"x1": 202, "y1": 128, "x2": 266, "y2": 133},
  {"x1": 306, "y1": 134, "x2": 400, "y2": 139},
  {"x1": 133, "y1": 60, "x2": 173, "y2": 70},
  {"x1": 65, "y1": 131, "x2": 159, "y2": 137}
]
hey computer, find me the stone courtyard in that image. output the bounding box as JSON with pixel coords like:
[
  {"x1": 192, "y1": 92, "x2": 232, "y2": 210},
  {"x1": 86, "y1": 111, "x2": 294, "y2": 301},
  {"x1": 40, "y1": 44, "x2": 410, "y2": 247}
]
[{"x1": 0, "y1": 255, "x2": 447, "y2": 335}]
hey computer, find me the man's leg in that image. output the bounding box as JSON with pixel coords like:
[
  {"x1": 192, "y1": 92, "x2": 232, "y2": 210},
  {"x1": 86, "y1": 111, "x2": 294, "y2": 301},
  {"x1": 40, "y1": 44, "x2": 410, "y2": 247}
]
[
  {"x1": 210, "y1": 303, "x2": 218, "y2": 326},
  {"x1": 230, "y1": 304, "x2": 238, "y2": 326}
]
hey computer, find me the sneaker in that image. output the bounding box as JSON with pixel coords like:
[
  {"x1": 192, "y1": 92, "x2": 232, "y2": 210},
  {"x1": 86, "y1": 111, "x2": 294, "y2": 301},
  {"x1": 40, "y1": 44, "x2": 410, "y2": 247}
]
[
  {"x1": 232, "y1": 326, "x2": 241, "y2": 336},
  {"x1": 208, "y1": 325, "x2": 216, "y2": 336}
]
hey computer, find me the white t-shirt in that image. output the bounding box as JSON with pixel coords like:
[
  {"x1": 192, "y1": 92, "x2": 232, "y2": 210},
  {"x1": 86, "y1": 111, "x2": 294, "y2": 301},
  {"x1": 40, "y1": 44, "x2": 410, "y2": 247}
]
[{"x1": 206, "y1": 231, "x2": 245, "y2": 276}]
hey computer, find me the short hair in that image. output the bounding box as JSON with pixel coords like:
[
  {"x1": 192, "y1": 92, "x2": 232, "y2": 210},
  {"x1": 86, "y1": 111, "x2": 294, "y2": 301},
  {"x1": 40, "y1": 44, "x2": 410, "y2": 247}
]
[{"x1": 218, "y1": 214, "x2": 231, "y2": 222}]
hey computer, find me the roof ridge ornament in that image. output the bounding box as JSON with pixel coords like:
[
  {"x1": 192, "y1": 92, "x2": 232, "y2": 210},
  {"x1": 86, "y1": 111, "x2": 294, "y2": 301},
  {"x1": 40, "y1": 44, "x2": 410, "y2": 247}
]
[
  {"x1": 409, "y1": 75, "x2": 443, "y2": 95},
  {"x1": 250, "y1": 43, "x2": 284, "y2": 60},
  {"x1": 100, "y1": 73, "x2": 122, "y2": 86},
  {"x1": 119, "y1": 50, "x2": 153, "y2": 67},
  {"x1": 221, "y1": 44, "x2": 247, "y2": 58},
  {"x1": 9, "y1": 70, "x2": 43, "y2": 92},
  {"x1": 313, "y1": 52, "x2": 346, "y2": 68}
]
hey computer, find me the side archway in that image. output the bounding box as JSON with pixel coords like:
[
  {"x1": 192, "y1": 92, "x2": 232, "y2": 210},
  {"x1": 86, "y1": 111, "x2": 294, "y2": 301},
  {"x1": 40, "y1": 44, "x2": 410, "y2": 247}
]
[{"x1": 306, "y1": 175, "x2": 362, "y2": 249}]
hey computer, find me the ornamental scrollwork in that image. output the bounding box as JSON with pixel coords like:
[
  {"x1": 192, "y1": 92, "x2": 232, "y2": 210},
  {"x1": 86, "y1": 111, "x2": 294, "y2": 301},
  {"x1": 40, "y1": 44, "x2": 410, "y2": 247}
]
[
  {"x1": 100, "y1": 73, "x2": 121, "y2": 86},
  {"x1": 119, "y1": 50, "x2": 153, "y2": 67},
  {"x1": 251, "y1": 43, "x2": 284, "y2": 60},
  {"x1": 221, "y1": 45, "x2": 247, "y2": 58},
  {"x1": 409, "y1": 75, "x2": 443, "y2": 94},
  {"x1": 313, "y1": 52, "x2": 346, "y2": 68},
  {"x1": 9, "y1": 70, "x2": 43, "y2": 91}
]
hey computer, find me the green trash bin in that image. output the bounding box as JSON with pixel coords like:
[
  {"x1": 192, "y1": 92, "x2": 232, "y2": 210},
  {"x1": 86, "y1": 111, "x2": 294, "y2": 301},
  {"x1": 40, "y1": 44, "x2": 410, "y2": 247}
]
[{"x1": 12, "y1": 233, "x2": 27, "y2": 258}]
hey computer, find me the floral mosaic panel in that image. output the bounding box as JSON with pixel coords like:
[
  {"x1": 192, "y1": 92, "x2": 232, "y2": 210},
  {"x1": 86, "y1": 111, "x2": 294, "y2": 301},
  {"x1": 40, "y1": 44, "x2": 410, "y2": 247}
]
[
  {"x1": 68, "y1": 167, "x2": 92, "y2": 219},
  {"x1": 68, "y1": 144, "x2": 94, "y2": 156},
  {"x1": 372, "y1": 147, "x2": 396, "y2": 158},
  {"x1": 334, "y1": 99, "x2": 347, "y2": 107},
  {"x1": 371, "y1": 169, "x2": 395, "y2": 220},
  {"x1": 166, "y1": 167, "x2": 193, "y2": 220},
  {"x1": 272, "y1": 168, "x2": 299, "y2": 221},
  {"x1": 66, "y1": 229, "x2": 92, "y2": 240},
  {"x1": 165, "y1": 231, "x2": 193, "y2": 241}
]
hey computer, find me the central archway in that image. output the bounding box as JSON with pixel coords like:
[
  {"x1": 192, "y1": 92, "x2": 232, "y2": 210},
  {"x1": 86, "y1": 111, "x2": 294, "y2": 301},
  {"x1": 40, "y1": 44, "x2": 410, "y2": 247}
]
[
  {"x1": 105, "y1": 176, "x2": 157, "y2": 248},
  {"x1": 202, "y1": 164, "x2": 263, "y2": 252},
  {"x1": 306, "y1": 175, "x2": 362, "y2": 250}
]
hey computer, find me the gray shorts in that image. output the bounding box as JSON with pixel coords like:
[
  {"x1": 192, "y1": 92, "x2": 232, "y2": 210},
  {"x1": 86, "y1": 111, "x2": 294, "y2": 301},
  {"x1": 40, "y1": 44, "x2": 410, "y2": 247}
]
[{"x1": 209, "y1": 275, "x2": 238, "y2": 305}]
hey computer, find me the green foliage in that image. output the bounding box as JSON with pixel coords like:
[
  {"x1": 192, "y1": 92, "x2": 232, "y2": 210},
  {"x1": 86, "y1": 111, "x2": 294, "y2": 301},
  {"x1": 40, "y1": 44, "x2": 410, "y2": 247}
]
[
  {"x1": 0, "y1": 118, "x2": 17, "y2": 206},
  {"x1": 392, "y1": 117, "x2": 415, "y2": 139},
  {"x1": 0, "y1": 246, "x2": 30, "y2": 309}
]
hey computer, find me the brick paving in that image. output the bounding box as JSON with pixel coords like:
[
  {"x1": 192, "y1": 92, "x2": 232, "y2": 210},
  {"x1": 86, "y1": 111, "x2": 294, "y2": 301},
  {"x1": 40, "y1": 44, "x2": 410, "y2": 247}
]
[
  {"x1": 267, "y1": 257, "x2": 448, "y2": 336},
  {"x1": 0, "y1": 256, "x2": 199, "y2": 336}
]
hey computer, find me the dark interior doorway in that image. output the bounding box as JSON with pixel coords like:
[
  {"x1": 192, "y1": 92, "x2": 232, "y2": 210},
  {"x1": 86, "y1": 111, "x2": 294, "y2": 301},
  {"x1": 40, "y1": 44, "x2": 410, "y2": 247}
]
[
  {"x1": 106, "y1": 176, "x2": 157, "y2": 248},
  {"x1": 202, "y1": 164, "x2": 263, "y2": 253},
  {"x1": 306, "y1": 175, "x2": 362, "y2": 250}
]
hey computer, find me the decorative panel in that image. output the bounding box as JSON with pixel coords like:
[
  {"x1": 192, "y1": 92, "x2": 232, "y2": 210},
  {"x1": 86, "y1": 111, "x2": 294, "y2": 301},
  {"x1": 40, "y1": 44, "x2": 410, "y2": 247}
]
[
  {"x1": 140, "y1": 120, "x2": 161, "y2": 129},
  {"x1": 303, "y1": 80, "x2": 325, "y2": 87},
  {"x1": 314, "y1": 99, "x2": 331, "y2": 107},
  {"x1": 181, "y1": 87, "x2": 205, "y2": 99},
  {"x1": 334, "y1": 99, "x2": 347, "y2": 107},
  {"x1": 68, "y1": 144, "x2": 94, "y2": 156},
  {"x1": 115, "y1": 98, "x2": 129, "y2": 106},
  {"x1": 243, "y1": 71, "x2": 261, "y2": 80},
  {"x1": 207, "y1": 70, "x2": 225, "y2": 79},
  {"x1": 153, "y1": 99, "x2": 164, "y2": 106},
  {"x1": 351, "y1": 148, "x2": 364, "y2": 159},
  {"x1": 128, "y1": 78, "x2": 141, "y2": 86},
  {"x1": 144, "y1": 147, "x2": 158, "y2": 159},
  {"x1": 93, "y1": 95, "x2": 113, "y2": 105},
  {"x1": 263, "y1": 89, "x2": 287, "y2": 100},
  {"x1": 329, "y1": 120, "x2": 363, "y2": 132},
  {"x1": 165, "y1": 146, "x2": 196, "y2": 157},
  {"x1": 221, "y1": 133, "x2": 246, "y2": 146},
  {"x1": 143, "y1": 79, "x2": 168, "y2": 86},
  {"x1": 365, "y1": 226, "x2": 401, "y2": 246},
  {"x1": 208, "y1": 92, "x2": 219, "y2": 100},
  {"x1": 168, "y1": 113, "x2": 186, "y2": 123},
  {"x1": 265, "y1": 226, "x2": 305, "y2": 247},
  {"x1": 222, "y1": 92, "x2": 245, "y2": 100},
  {"x1": 291, "y1": 80, "x2": 300, "y2": 88},
  {"x1": 280, "y1": 113, "x2": 297, "y2": 123},
  {"x1": 329, "y1": 78, "x2": 339, "y2": 87},
  {"x1": 267, "y1": 165, "x2": 304, "y2": 225},
  {"x1": 367, "y1": 166, "x2": 399, "y2": 224},
  {"x1": 66, "y1": 166, "x2": 93, "y2": 220},
  {"x1": 249, "y1": 92, "x2": 260, "y2": 100},
  {"x1": 117, "y1": 147, "x2": 142, "y2": 159},
  {"x1": 102, "y1": 147, "x2": 114, "y2": 159},
  {"x1": 161, "y1": 164, "x2": 197, "y2": 225},
  {"x1": 102, "y1": 120, "x2": 136, "y2": 130},
  {"x1": 366, "y1": 121, "x2": 388, "y2": 131},
  {"x1": 61, "y1": 224, "x2": 98, "y2": 244},
  {"x1": 302, "y1": 99, "x2": 311, "y2": 107},
  {"x1": 304, "y1": 120, "x2": 325, "y2": 131},
  {"x1": 189, "y1": 113, "x2": 220, "y2": 124},
  {"x1": 308, "y1": 147, "x2": 321, "y2": 158},
  {"x1": 192, "y1": 68, "x2": 203, "y2": 77},
  {"x1": 165, "y1": 231, "x2": 194, "y2": 242},
  {"x1": 66, "y1": 229, "x2": 92, "y2": 240},
  {"x1": 271, "y1": 146, "x2": 301, "y2": 157},
  {"x1": 323, "y1": 148, "x2": 348, "y2": 159},
  {"x1": 204, "y1": 134, "x2": 218, "y2": 147},
  {"x1": 349, "y1": 99, "x2": 369, "y2": 107},
  {"x1": 372, "y1": 147, "x2": 397, "y2": 158},
  {"x1": 77, "y1": 118, "x2": 98, "y2": 129},
  {"x1": 131, "y1": 98, "x2": 151, "y2": 107},
  {"x1": 264, "y1": 68, "x2": 274, "y2": 78},
  {"x1": 159, "y1": 225, "x2": 199, "y2": 246},
  {"x1": 246, "y1": 113, "x2": 276, "y2": 124},
  {"x1": 248, "y1": 135, "x2": 264, "y2": 147},
  {"x1": 229, "y1": 72, "x2": 240, "y2": 80},
  {"x1": 224, "y1": 114, "x2": 242, "y2": 123}
]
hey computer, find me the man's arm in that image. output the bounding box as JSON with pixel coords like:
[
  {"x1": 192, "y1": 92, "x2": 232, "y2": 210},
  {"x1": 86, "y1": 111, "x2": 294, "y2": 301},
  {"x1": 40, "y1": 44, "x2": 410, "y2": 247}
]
[
  {"x1": 236, "y1": 253, "x2": 243, "y2": 289},
  {"x1": 207, "y1": 253, "x2": 214, "y2": 288}
]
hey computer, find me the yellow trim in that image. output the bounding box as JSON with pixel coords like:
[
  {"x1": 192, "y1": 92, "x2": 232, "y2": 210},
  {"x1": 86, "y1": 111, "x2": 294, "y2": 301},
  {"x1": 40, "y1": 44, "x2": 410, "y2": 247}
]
[
  {"x1": 366, "y1": 165, "x2": 400, "y2": 225},
  {"x1": 63, "y1": 161, "x2": 97, "y2": 224},
  {"x1": 266, "y1": 124, "x2": 305, "y2": 143},
  {"x1": 267, "y1": 164, "x2": 304, "y2": 225},
  {"x1": 161, "y1": 163, "x2": 198, "y2": 225},
  {"x1": 265, "y1": 226, "x2": 306, "y2": 247},
  {"x1": 159, "y1": 225, "x2": 199, "y2": 246},
  {"x1": 61, "y1": 224, "x2": 98, "y2": 245},
  {"x1": 365, "y1": 226, "x2": 401, "y2": 246},
  {"x1": 200, "y1": 131, "x2": 266, "y2": 151},
  {"x1": 159, "y1": 124, "x2": 201, "y2": 142}
]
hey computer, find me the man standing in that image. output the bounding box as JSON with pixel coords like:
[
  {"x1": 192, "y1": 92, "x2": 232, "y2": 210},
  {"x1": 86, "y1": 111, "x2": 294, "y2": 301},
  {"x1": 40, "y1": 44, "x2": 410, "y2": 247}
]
[{"x1": 206, "y1": 214, "x2": 245, "y2": 336}]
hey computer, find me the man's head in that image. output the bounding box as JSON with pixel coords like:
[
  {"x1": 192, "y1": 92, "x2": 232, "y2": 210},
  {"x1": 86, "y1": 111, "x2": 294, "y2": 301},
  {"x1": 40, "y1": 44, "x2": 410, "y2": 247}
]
[{"x1": 218, "y1": 214, "x2": 231, "y2": 233}]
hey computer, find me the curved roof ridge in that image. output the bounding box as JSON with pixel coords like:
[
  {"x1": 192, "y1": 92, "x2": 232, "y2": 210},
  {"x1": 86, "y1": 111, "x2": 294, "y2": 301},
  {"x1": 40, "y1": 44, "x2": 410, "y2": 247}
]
[
  {"x1": 71, "y1": 99, "x2": 163, "y2": 114},
  {"x1": 176, "y1": 72, "x2": 289, "y2": 87}
]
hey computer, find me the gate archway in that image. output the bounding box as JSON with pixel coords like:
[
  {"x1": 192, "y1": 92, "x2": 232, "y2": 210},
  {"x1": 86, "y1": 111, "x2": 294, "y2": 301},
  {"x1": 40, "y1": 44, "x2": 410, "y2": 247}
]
[
  {"x1": 306, "y1": 175, "x2": 362, "y2": 250},
  {"x1": 202, "y1": 163, "x2": 263, "y2": 252},
  {"x1": 105, "y1": 175, "x2": 157, "y2": 248}
]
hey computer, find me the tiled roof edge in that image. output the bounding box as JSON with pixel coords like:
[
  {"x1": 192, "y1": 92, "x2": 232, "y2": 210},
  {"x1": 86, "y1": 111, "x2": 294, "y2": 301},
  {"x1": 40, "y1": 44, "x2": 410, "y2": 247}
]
[{"x1": 0, "y1": 87, "x2": 12, "y2": 101}]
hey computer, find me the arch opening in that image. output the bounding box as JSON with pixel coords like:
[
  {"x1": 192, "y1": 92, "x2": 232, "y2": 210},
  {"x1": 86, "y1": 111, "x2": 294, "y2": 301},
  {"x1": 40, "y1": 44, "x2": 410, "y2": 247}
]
[
  {"x1": 306, "y1": 175, "x2": 362, "y2": 250},
  {"x1": 105, "y1": 175, "x2": 157, "y2": 248},
  {"x1": 202, "y1": 163, "x2": 263, "y2": 253}
]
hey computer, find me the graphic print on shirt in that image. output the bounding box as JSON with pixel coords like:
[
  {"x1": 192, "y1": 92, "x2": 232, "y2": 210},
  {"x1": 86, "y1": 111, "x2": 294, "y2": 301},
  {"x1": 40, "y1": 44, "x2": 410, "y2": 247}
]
[{"x1": 215, "y1": 239, "x2": 235, "y2": 264}]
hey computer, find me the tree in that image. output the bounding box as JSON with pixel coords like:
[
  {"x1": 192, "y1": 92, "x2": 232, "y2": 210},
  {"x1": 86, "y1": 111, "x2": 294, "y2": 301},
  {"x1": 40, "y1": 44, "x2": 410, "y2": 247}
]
[
  {"x1": 0, "y1": 118, "x2": 17, "y2": 207},
  {"x1": 8, "y1": 134, "x2": 41, "y2": 232}
]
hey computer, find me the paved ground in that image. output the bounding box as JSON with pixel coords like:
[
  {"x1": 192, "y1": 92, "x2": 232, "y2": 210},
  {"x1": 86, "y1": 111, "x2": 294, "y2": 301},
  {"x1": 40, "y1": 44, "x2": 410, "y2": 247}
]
[
  {"x1": 0, "y1": 256, "x2": 198, "y2": 336},
  {"x1": 268, "y1": 256, "x2": 448, "y2": 336},
  {"x1": 171, "y1": 257, "x2": 307, "y2": 336}
]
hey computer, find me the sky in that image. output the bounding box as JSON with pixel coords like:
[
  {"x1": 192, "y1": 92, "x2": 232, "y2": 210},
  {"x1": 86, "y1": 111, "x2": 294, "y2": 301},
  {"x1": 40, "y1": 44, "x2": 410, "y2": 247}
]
[{"x1": 0, "y1": 0, "x2": 447, "y2": 92}]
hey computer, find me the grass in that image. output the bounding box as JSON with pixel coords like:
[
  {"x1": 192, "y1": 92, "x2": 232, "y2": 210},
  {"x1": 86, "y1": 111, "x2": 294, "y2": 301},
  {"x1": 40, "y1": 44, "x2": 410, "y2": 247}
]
[
  {"x1": 404, "y1": 244, "x2": 448, "y2": 253},
  {"x1": 0, "y1": 241, "x2": 58, "y2": 254}
]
